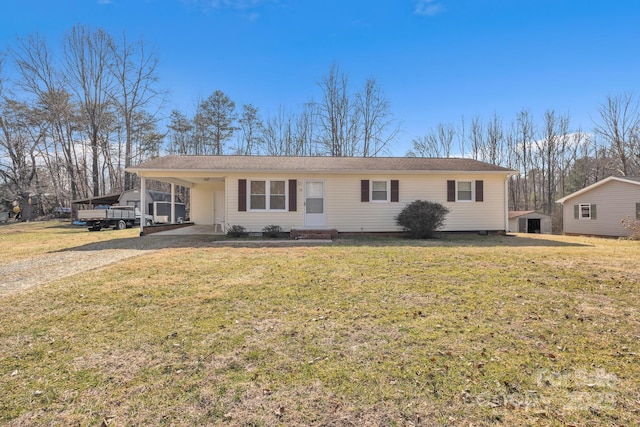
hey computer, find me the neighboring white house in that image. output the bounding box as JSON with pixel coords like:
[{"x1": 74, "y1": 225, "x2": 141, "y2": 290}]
[
  {"x1": 556, "y1": 176, "x2": 640, "y2": 237},
  {"x1": 508, "y1": 210, "x2": 552, "y2": 234},
  {"x1": 127, "y1": 156, "x2": 517, "y2": 235}
]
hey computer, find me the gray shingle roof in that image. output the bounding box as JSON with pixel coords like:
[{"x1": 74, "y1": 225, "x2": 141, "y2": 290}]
[{"x1": 129, "y1": 155, "x2": 516, "y2": 173}]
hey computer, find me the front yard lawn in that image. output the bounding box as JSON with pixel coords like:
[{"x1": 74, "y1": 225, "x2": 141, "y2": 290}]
[{"x1": 1, "y1": 222, "x2": 638, "y2": 426}]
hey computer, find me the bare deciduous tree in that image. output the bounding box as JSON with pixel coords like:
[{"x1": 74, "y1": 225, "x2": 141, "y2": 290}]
[
  {"x1": 0, "y1": 98, "x2": 44, "y2": 220},
  {"x1": 469, "y1": 116, "x2": 483, "y2": 161},
  {"x1": 108, "y1": 32, "x2": 163, "y2": 190},
  {"x1": 235, "y1": 104, "x2": 263, "y2": 155},
  {"x1": 516, "y1": 109, "x2": 535, "y2": 210},
  {"x1": 12, "y1": 33, "x2": 85, "y2": 201},
  {"x1": 483, "y1": 113, "x2": 504, "y2": 165},
  {"x1": 63, "y1": 25, "x2": 115, "y2": 196},
  {"x1": 262, "y1": 107, "x2": 296, "y2": 156},
  {"x1": 408, "y1": 122, "x2": 455, "y2": 158},
  {"x1": 317, "y1": 63, "x2": 356, "y2": 157},
  {"x1": 534, "y1": 110, "x2": 570, "y2": 214},
  {"x1": 317, "y1": 64, "x2": 399, "y2": 157},
  {"x1": 357, "y1": 77, "x2": 399, "y2": 157},
  {"x1": 293, "y1": 101, "x2": 320, "y2": 156},
  {"x1": 594, "y1": 92, "x2": 640, "y2": 176}
]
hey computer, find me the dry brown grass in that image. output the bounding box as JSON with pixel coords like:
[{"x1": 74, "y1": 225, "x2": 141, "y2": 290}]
[
  {"x1": 0, "y1": 220, "x2": 140, "y2": 263},
  {"x1": 0, "y1": 222, "x2": 638, "y2": 426}
]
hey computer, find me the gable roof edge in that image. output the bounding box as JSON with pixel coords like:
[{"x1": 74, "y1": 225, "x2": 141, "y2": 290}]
[{"x1": 556, "y1": 176, "x2": 640, "y2": 204}]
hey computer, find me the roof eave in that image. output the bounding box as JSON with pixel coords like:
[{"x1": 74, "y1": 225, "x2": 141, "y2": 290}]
[
  {"x1": 556, "y1": 176, "x2": 640, "y2": 204},
  {"x1": 127, "y1": 167, "x2": 517, "y2": 175}
]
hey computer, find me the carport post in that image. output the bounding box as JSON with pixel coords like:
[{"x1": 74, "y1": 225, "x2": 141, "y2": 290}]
[
  {"x1": 139, "y1": 177, "x2": 146, "y2": 236},
  {"x1": 170, "y1": 183, "x2": 176, "y2": 224}
]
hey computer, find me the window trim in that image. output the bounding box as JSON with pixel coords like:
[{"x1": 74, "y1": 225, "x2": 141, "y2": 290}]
[
  {"x1": 456, "y1": 180, "x2": 474, "y2": 202},
  {"x1": 248, "y1": 179, "x2": 288, "y2": 212},
  {"x1": 370, "y1": 180, "x2": 390, "y2": 203},
  {"x1": 579, "y1": 203, "x2": 591, "y2": 220}
]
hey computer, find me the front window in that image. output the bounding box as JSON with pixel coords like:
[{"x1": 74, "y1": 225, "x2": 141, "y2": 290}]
[
  {"x1": 579, "y1": 203, "x2": 591, "y2": 219},
  {"x1": 457, "y1": 181, "x2": 473, "y2": 201},
  {"x1": 270, "y1": 181, "x2": 286, "y2": 210},
  {"x1": 371, "y1": 180, "x2": 389, "y2": 202},
  {"x1": 250, "y1": 180, "x2": 286, "y2": 211}
]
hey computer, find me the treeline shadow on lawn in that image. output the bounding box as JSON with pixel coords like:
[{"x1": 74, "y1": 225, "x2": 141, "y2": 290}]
[{"x1": 60, "y1": 232, "x2": 590, "y2": 253}]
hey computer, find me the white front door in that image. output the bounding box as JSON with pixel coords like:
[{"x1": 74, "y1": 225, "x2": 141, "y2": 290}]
[
  {"x1": 213, "y1": 191, "x2": 225, "y2": 231},
  {"x1": 304, "y1": 180, "x2": 326, "y2": 228}
]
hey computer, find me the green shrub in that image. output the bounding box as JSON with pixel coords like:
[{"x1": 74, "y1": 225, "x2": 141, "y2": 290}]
[
  {"x1": 395, "y1": 200, "x2": 449, "y2": 238},
  {"x1": 262, "y1": 224, "x2": 283, "y2": 238},
  {"x1": 226, "y1": 225, "x2": 247, "y2": 238}
]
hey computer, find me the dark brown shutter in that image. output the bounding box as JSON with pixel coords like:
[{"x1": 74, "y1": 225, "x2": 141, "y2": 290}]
[
  {"x1": 361, "y1": 180, "x2": 369, "y2": 202},
  {"x1": 238, "y1": 179, "x2": 247, "y2": 212},
  {"x1": 591, "y1": 204, "x2": 597, "y2": 220},
  {"x1": 636, "y1": 202, "x2": 640, "y2": 220},
  {"x1": 447, "y1": 180, "x2": 455, "y2": 202},
  {"x1": 574, "y1": 204, "x2": 579, "y2": 219},
  {"x1": 475, "y1": 180, "x2": 484, "y2": 202},
  {"x1": 390, "y1": 180, "x2": 399, "y2": 202},
  {"x1": 288, "y1": 179, "x2": 297, "y2": 212}
]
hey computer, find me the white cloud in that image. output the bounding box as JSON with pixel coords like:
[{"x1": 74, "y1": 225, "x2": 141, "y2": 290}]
[
  {"x1": 179, "y1": 0, "x2": 276, "y2": 21},
  {"x1": 415, "y1": 0, "x2": 444, "y2": 17},
  {"x1": 181, "y1": 0, "x2": 275, "y2": 12}
]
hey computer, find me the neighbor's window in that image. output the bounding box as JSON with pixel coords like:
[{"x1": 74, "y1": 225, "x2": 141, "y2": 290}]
[
  {"x1": 457, "y1": 181, "x2": 473, "y2": 201},
  {"x1": 250, "y1": 180, "x2": 286, "y2": 211},
  {"x1": 579, "y1": 203, "x2": 591, "y2": 219},
  {"x1": 371, "y1": 180, "x2": 389, "y2": 202}
]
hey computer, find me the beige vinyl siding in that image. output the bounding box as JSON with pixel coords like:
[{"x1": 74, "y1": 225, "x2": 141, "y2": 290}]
[
  {"x1": 441, "y1": 174, "x2": 507, "y2": 231},
  {"x1": 563, "y1": 180, "x2": 640, "y2": 237},
  {"x1": 226, "y1": 173, "x2": 304, "y2": 232},
  {"x1": 225, "y1": 172, "x2": 507, "y2": 232},
  {"x1": 191, "y1": 182, "x2": 224, "y2": 225},
  {"x1": 334, "y1": 173, "x2": 506, "y2": 232}
]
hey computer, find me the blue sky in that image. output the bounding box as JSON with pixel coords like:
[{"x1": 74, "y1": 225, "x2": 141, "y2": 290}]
[{"x1": 1, "y1": 0, "x2": 639, "y2": 155}]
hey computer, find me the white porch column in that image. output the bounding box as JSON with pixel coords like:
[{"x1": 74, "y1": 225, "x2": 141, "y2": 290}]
[
  {"x1": 139, "y1": 177, "x2": 146, "y2": 236},
  {"x1": 170, "y1": 183, "x2": 176, "y2": 224}
]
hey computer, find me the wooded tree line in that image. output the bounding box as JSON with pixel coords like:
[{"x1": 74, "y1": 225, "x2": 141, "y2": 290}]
[
  {"x1": 408, "y1": 95, "x2": 640, "y2": 229},
  {"x1": 0, "y1": 26, "x2": 163, "y2": 219},
  {"x1": 165, "y1": 63, "x2": 400, "y2": 158},
  {"x1": 1, "y1": 26, "x2": 639, "y2": 229}
]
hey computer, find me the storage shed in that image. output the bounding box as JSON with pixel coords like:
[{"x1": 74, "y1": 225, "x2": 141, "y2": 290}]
[{"x1": 508, "y1": 210, "x2": 552, "y2": 234}]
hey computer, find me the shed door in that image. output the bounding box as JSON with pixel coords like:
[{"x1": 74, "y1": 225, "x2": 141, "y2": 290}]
[
  {"x1": 527, "y1": 218, "x2": 541, "y2": 234},
  {"x1": 304, "y1": 180, "x2": 326, "y2": 228},
  {"x1": 518, "y1": 217, "x2": 527, "y2": 232}
]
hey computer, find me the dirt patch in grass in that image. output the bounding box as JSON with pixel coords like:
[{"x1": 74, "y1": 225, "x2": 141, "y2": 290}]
[{"x1": 1, "y1": 221, "x2": 324, "y2": 295}]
